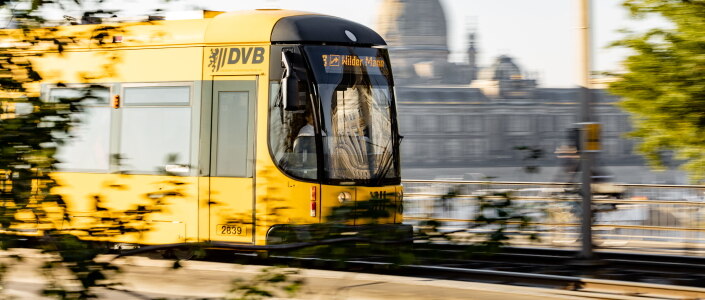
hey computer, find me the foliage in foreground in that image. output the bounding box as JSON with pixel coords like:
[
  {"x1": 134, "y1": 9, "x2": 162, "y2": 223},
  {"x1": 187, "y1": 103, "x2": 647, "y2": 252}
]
[
  {"x1": 227, "y1": 267, "x2": 304, "y2": 300},
  {"x1": 609, "y1": 0, "x2": 705, "y2": 181},
  {"x1": 0, "y1": 1, "x2": 171, "y2": 298},
  {"x1": 414, "y1": 188, "x2": 539, "y2": 255}
]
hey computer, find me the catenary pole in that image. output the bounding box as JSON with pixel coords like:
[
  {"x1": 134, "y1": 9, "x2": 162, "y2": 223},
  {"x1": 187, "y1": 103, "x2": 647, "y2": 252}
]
[{"x1": 578, "y1": 0, "x2": 594, "y2": 260}]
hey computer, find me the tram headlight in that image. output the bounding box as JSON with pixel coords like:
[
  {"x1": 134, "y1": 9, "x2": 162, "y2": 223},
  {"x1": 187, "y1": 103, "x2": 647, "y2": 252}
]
[{"x1": 337, "y1": 191, "x2": 351, "y2": 203}]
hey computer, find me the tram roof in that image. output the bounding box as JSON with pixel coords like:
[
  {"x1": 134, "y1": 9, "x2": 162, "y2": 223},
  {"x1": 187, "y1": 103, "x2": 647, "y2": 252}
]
[{"x1": 0, "y1": 9, "x2": 386, "y2": 50}]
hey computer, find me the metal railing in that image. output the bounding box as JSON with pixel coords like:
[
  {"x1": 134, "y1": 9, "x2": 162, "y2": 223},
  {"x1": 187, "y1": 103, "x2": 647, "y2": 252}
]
[{"x1": 401, "y1": 179, "x2": 705, "y2": 255}]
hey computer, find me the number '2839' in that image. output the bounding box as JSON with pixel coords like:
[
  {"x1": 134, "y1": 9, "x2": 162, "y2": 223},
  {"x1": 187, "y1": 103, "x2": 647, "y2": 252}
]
[{"x1": 217, "y1": 225, "x2": 245, "y2": 236}]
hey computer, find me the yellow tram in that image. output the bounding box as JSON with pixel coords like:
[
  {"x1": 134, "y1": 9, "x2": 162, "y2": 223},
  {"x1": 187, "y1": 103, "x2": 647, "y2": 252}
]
[{"x1": 9, "y1": 9, "x2": 409, "y2": 246}]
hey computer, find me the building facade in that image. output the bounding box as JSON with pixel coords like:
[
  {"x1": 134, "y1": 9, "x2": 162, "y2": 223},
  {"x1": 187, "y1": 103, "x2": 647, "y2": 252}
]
[{"x1": 376, "y1": 0, "x2": 646, "y2": 181}]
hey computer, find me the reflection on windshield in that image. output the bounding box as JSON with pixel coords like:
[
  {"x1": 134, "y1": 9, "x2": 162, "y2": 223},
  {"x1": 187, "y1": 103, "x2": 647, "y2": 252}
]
[
  {"x1": 305, "y1": 45, "x2": 398, "y2": 182},
  {"x1": 320, "y1": 83, "x2": 394, "y2": 180}
]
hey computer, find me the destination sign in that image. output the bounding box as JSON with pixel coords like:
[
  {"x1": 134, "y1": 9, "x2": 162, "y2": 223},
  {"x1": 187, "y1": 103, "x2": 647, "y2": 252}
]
[{"x1": 321, "y1": 54, "x2": 388, "y2": 75}]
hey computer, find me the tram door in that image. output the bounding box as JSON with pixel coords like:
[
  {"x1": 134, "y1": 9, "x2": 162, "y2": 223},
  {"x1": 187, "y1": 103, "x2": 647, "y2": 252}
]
[{"x1": 208, "y1": 76, "x2": 257, "y2": 243}]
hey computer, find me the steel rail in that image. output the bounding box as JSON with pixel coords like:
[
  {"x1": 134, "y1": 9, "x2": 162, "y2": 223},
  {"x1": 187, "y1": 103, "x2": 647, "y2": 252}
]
[
  {"x1": 253, "y1": 250, "x2": 705, "y2": 300},
  {"x1": 403, "y1": 264, "x2": 705, "y2": 299},
  {"x1": 404, "y1": 245, "x2": 705, "y2": 297}
]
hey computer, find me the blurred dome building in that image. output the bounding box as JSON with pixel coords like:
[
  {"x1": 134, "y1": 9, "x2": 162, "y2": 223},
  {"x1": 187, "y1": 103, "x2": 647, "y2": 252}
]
[
  {"x1": 376, "y1": 0, "x2": 448, "y2": 53},
  {"x1": 472, "y1": 55, "x2": 537, "y2": 99},
  {"x1": 376, "y1": 0, "x2": 475, "y2": 85},
  {"x1": 478, "y1": 55, "x2": 522, "y2": 80}
]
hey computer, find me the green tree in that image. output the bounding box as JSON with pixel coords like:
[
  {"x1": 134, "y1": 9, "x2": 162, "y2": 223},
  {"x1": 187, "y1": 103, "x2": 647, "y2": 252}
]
[{"x1": 609, "y1": 0, "x2": 705, "y2": 181}]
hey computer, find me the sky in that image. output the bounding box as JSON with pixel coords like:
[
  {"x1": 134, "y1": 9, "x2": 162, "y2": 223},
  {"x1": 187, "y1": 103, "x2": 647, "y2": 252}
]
[{"x1": 41, "y1": 0, "x2": 670, "y2": 87}]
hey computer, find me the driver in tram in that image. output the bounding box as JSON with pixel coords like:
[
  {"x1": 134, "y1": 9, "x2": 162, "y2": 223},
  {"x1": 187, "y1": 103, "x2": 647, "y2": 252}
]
[{"x1": 291, "y1": 110, "x2": 317, "y2": 175}]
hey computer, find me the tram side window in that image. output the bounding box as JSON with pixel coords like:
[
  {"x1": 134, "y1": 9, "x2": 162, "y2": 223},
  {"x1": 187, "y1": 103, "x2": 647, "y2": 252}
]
[
  {"x1": 269, "y1": 82, "x2": 318, "y2": 180},
  {"x1": 120, "y1": 86, "x2": 191, "y2": 174},
  {"x1": 52, "y1": 87, "x2": 111, "y2": 172},
  {"x1": 214, "y1": 91, "x2": 251, "y2": 177}
]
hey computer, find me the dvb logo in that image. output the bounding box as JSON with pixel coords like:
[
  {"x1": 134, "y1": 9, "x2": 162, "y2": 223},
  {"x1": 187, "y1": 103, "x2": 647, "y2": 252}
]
[{"x1": 209, "y1": 47, "x2": 265, "y2": 72}]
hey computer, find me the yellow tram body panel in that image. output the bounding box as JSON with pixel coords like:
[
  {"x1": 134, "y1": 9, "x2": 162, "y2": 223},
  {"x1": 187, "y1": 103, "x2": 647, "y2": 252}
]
[
  {"x1": 2, "y1": 9, "x2": 408, "y2": 246},
  {"x1": 52, "y1": 173, "x2": 199, "y2": 244}
]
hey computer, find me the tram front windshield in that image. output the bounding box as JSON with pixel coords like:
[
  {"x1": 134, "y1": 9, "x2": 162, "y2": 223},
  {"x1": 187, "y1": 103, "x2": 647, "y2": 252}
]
[{"x1": 305, "y1": 46, "x2": 399, "y2": 184}]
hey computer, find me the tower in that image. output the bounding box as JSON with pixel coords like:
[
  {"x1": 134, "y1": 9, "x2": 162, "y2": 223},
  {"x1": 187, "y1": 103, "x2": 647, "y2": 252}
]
[{"x1": 467, "y1": 31, "x2": 478, "y2": 81}]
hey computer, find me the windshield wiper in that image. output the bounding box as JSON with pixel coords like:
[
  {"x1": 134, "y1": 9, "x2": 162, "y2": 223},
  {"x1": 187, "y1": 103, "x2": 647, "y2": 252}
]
[{"x1": 374, "y1": 134, "x2": 401, "y2": 185}]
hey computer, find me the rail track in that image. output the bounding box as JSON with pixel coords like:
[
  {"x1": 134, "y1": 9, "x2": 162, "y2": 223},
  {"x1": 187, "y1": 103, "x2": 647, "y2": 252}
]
[
  {"x1": 400, "y1": 264, "x2": 705, "y2": 300},
  {"x1": 211, "y1": 245, "x2": 705, "y2": 299}
]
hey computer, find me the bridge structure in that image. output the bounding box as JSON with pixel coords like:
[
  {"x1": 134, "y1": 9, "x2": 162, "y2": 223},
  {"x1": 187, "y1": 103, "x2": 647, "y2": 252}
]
[{"x1": 402, "y1": 179, "x2": 705, "y2": 256}]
